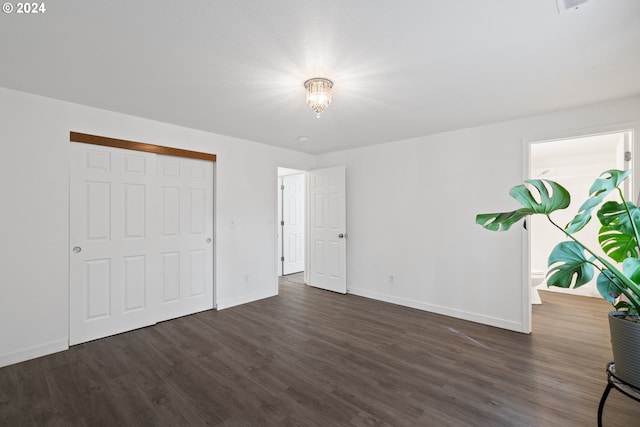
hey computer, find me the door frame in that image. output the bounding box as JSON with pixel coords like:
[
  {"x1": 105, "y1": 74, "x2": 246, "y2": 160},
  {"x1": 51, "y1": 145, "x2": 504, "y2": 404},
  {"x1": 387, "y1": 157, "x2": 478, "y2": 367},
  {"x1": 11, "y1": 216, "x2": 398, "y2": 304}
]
[{"x1": 521, "y1": 122, "x2": 640, "y2": 333}]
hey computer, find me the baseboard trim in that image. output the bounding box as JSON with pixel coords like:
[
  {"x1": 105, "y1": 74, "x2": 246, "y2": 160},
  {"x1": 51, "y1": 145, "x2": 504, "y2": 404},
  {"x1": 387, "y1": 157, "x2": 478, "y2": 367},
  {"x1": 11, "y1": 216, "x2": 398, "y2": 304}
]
[
  {"x1": 348, "y1": 287, "x2": 526, "y2": 333},
  {"x1": 0, "y1": 339, "x2": 68, "y2": 368},
  {"x1": 217, "y1": 289, "x2": 277, "y2": 310}
]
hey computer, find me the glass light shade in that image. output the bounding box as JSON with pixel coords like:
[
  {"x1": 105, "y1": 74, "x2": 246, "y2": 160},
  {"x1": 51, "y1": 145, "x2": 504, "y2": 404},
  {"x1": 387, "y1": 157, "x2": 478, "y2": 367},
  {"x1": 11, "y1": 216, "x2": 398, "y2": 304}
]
[{"x1": 304, "y1": 78, "x2": 333, "y2": 118}]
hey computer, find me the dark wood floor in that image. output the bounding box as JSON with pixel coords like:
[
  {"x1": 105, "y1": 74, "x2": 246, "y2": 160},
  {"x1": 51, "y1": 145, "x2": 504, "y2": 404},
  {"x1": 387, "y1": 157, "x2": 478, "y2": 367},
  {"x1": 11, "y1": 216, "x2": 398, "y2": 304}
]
[{"x1": 1, "y1": 274, "x2": 638, "y2": 426}]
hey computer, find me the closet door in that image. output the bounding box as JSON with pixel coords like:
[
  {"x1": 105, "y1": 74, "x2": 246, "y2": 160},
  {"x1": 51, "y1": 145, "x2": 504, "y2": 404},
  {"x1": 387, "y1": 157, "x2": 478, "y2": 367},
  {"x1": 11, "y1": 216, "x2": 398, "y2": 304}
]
[
  {"x1": 69, "y1": 144, "x2": 213, "y2": 345},
  {"x1": 156, "y1": 155, "x2": 214, "y2": 322},
  {"x1": 69, "y1": 144, "x2": 158, "y2": 345}
]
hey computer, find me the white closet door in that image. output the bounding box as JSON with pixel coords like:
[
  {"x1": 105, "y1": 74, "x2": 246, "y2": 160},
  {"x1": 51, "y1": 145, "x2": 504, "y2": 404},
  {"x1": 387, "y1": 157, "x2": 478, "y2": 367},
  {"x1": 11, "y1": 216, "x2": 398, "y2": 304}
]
[
  {"x1": 69, "y1": 144, "x2": 214, "y2": 345},
  {"x1": 156, "y1": 155, "x2": 214, "y2": 321},
  {"x1": 69, "y1": 144, "x2": 158, "y2": 345}
]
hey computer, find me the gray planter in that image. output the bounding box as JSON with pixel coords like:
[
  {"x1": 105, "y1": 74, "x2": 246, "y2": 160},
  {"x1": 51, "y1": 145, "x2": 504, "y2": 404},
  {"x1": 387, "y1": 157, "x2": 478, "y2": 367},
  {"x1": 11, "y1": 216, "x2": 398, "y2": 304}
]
[{"x1": 608, "y1": 311, "x2": 640, "y2": 386}]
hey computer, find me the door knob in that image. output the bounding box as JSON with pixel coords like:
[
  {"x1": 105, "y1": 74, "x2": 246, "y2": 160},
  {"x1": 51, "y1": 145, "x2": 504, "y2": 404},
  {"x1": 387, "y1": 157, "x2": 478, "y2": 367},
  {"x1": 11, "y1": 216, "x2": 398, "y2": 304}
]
[
  {"x1": 72, "y1": 246, "x2": 82, "y2": 253},
  {"x1": 206, "y1": 238, "x2": 212, "y2": 243},
  {"x1": 338, "y1": 233, "x2": 346, "y2": 238}
]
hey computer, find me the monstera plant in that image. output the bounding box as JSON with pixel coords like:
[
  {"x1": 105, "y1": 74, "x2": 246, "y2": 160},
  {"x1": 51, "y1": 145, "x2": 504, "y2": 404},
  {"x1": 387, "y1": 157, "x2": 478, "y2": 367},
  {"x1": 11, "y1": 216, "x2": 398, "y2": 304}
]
[{"x1": 476, "y1": 169, "x2": 640, "y2": 386}]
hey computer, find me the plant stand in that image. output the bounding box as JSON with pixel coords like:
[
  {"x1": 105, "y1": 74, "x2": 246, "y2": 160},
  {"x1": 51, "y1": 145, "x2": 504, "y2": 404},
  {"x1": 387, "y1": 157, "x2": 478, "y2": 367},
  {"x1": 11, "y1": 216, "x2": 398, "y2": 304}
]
[{"x1": 598, "y1": 362, "x2": 640, "y2": 427}]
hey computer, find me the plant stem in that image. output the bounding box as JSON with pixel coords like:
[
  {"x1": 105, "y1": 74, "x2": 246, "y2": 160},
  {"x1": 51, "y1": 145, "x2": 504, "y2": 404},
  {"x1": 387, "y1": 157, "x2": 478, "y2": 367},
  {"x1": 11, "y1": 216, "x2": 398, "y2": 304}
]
[
  {"x1": 546, "y1": 215, "x2": 600, "y2": 260},
  {"x1": 618, "y1": 187, "x2": 640, "y2": 250}
]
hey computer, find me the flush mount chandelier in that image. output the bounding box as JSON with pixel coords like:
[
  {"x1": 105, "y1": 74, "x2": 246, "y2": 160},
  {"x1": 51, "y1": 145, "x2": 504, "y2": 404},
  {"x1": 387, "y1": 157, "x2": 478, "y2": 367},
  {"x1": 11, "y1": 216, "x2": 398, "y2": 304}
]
[{"x1": 304, "y1": 77, "x2": 333, "y2": 118}]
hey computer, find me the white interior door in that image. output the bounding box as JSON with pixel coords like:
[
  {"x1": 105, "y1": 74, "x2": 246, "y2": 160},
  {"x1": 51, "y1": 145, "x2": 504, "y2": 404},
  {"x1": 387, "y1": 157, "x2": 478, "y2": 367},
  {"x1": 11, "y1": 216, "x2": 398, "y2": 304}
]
[
  {"x1": 307, "y1": 166, "x2": 346, "y2": 293},
  {"x1": 70, "y1": 143, "x2": 213, "y2": 345},
  {"x1": 282, "y1": 173, "x2": 305, "y2": 275}
]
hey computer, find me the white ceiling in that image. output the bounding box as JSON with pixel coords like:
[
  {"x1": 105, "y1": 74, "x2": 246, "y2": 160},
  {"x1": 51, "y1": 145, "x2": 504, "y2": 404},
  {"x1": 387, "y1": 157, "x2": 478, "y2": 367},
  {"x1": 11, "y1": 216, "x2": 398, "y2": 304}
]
[{"x1": 1, "y1": 0, "x2": 639, "y2": 154}]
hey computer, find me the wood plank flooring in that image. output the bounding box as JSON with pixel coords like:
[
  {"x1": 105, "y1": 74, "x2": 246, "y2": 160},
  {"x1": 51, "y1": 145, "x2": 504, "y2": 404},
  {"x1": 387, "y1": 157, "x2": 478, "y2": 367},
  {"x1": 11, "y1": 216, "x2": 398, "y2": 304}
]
[{"x1": 1, "y1": 273, "x2": 639, "y2": 426}]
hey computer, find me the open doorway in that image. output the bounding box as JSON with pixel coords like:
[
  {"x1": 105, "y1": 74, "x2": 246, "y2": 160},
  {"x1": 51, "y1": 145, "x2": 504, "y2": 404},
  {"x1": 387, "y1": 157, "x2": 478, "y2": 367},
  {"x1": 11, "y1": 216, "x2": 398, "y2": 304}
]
[
  {"x1": 276, "y1": 165, "x2": 347, "y2": 294},
  {"x1": 529, "y1": 130, "x2": 633, "y2": 305},
  {"x1": 277, "y1": 167, "x2": 306, "y2": 277}
]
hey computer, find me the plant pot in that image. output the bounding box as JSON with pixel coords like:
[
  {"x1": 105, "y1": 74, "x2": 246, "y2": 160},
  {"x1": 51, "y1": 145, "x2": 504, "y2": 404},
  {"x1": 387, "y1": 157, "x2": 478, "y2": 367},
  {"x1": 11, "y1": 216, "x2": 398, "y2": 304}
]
[{"x1": 608, "y1": 311, "x2": 640, "y2": 386}]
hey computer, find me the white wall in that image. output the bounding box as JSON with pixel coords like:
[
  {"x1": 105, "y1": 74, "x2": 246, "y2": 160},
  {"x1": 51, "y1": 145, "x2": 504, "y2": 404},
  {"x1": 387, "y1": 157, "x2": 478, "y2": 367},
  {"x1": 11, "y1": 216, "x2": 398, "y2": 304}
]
[
  {"x1": 0, "y1": 87, "x2": 315, "y2": 367},
  {"x1": 316, "y1": 96, "x2": 640, "y2": 333},
  {"x1": 0, "y1": 90, "x2": 70, "y2": 366}
]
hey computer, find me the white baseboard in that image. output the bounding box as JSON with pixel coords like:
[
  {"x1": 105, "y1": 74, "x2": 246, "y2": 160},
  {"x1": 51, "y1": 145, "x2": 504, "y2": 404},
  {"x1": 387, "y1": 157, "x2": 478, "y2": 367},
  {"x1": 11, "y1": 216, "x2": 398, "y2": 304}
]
[
  {"x1": 0, "y1": 339, "x2": 68, "y2": 368},
  {"x1": 216, "y1": 289, "x2": 277, "y2": 310},
  {"x1": 348, "y1": 287, "x2": 526, "y2": 333}
]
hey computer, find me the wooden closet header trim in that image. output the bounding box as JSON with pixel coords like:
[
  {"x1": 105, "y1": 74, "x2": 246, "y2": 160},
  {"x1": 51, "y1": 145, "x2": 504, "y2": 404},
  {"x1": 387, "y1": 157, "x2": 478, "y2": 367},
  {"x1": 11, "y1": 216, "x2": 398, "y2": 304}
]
[{"x1": 70, "y1": 132, "x2": 217, "y2": 162}]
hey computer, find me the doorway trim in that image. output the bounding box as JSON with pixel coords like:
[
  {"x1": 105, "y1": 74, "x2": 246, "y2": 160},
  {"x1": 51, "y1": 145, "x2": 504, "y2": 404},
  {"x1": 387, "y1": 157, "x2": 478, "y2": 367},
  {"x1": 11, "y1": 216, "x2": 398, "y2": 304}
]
[
  {"x1": 278, "y1": 170, "x2": 306, "y2": 276},
  {"x1": 276, "y1": 166, "x2": 308, "y2": 284}
]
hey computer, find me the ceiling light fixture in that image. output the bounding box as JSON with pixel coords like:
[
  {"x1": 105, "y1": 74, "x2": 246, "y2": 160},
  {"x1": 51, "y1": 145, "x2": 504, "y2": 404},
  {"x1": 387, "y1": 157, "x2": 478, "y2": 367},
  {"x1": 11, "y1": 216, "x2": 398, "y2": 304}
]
[{"x1": 304, "y1": 78, "x2": 333, "y2": 118}]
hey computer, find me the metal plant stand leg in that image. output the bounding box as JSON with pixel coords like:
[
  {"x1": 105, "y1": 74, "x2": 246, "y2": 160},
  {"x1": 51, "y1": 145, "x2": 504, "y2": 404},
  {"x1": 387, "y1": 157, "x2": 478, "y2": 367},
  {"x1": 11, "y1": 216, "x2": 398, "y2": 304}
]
[
  {"x1": 597, "y1": 382, "x2": 613, "y2": 427},
  {"x1": 598, "y1": 362, "x2": 640, "y2": 426}
]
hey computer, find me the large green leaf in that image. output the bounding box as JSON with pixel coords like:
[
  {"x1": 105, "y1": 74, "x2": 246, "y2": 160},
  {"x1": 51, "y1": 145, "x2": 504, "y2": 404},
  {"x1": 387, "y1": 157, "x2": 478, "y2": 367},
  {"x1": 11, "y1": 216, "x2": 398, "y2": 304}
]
[
  {"x1": 546, "y1": 241, "x2": 594, "y2": 289},
  {"x1": 596, "y1": 269, "x2": 624, "y2": 304},
  {"x1": 597, "y1": 201, "x2": 640, "y2": 262},
  {"x1": 476, "y1": 179, "x2": 570, "y2": 231},
  {"x1": 510, "y1": 179, "x2": 571, "y2": 213},
  {"x1": 597, "y1": 201, "x2": 640, "y2": 228},
  {"x1": 565, "y1": 169, "x2": 632, "y2": 234},
  {"x1": 599, "y1": 225, "x2": 639, "y2": 262},
  {"x1": 476, "y1": 211, "x2": 528, "y2": 232}
]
